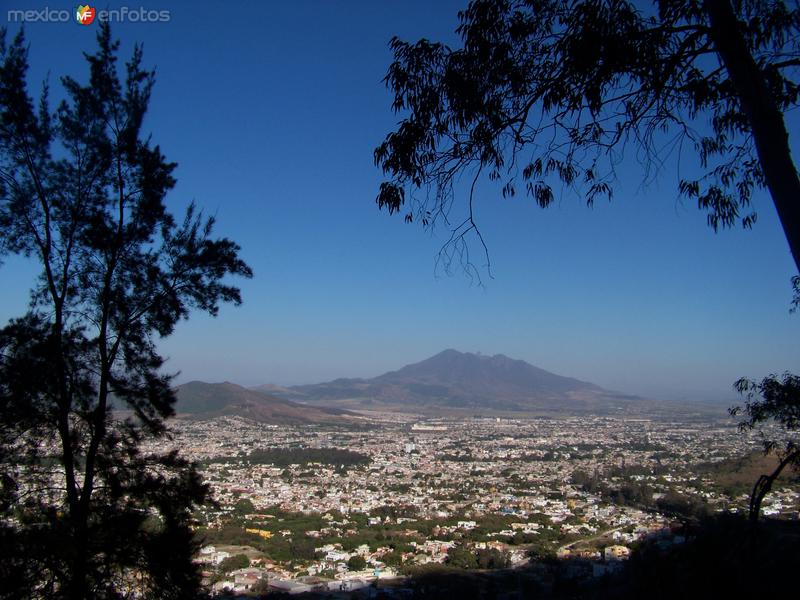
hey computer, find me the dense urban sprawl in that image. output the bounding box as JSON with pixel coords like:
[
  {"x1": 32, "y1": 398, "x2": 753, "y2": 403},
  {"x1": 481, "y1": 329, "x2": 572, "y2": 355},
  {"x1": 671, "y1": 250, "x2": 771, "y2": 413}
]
[{"x1": 143, "y1": 413, "x2": 799, "y2": 596}]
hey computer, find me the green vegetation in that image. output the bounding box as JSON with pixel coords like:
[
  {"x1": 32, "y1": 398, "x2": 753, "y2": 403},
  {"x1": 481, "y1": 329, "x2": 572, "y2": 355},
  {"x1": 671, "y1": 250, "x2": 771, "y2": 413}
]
[
  {"x1": 653, "y1": 491, "x2": 710, "y2": 519},
  {"x1": 695, "y1": 451, "x2": 800, "y2": 498},
  {"x1": 446, "y1": 546, "x2": 511, "y2": 570},
  {"x1": 196, "y1": 504, "x2": 570, "y2": 568},
  {"x1": 375, "y1": 0, "x2": 800, "y2": 277},
  {"x1": 446, "y1": 547, "x2": 478, "y2": 569},
  {"x1": 477, "y1": 548, "x2": 511, "y2": 569},
  {"x1": 571, "y1": 466, "x2": 712, "y2": 519},
  {"x1": 732, "y1": 374, "x2": 800, "y2": 521},
  {"x1": 0, "y1": 24, "x2": 251, "y2": 600},
  {"x1": 219, "y1": 554, "x2": 250, "y2": 573},
  {"x1": 347, "y1": 555, "x2": 367, "y2": 571},
  {"x1": 371, "y1": 504, "x2": 419, "y2": 519},
  {"x1": 198, "y1": 522, "x2": 320, "y2": 563},
  {"x1": 232, "y1": 498, "x2": 256, "y2": 516}
]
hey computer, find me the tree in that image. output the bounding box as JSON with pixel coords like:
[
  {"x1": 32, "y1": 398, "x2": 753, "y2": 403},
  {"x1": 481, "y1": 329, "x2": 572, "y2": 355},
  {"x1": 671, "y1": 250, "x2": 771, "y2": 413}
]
[
  {"x1": 731, "y1": 373, "x2": 800, "y2": 523},
  {"x1": 347, "y1": 555, "x2": 368, "y2": 571},
  {"x1": 476, "y1": 547, "x2": 510, "y2": 569},
  {"x1": 374, "y1": 0, "x2": 800, "y2": 279},
  {"x1": 250, "y1": 577, "x2": 271, "y2": 595},
  {"x1": 219, "y1": 554, "x2": 251, "y2": 574},
  {"x1": 445, "y1": 546, "x2": 478, "y2": 569},
  {"x1": 233, "y1": 498, "x2": 256, "y2": 517},
  {"x1": 0, "y1": 25, "x2": 252, "y2": 600}
]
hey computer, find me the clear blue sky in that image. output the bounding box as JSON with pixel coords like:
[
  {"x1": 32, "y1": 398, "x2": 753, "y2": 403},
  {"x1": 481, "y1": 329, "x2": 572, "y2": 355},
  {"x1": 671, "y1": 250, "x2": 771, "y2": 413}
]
[{"x1": 2, "y1": 1, "x2": 798, "y2": 403}]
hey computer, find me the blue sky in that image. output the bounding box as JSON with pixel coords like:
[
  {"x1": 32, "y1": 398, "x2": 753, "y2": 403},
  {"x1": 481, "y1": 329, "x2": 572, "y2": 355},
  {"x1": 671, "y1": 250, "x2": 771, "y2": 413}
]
[{"x1": 2, "y1": 1, "x2": 798, "y2": 402}]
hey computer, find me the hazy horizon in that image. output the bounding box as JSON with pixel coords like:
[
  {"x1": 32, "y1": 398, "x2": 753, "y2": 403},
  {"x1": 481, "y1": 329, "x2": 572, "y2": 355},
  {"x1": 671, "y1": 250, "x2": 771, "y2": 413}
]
[{"x1": 171, "y1": 348, "x2": 741, "y2": 405}]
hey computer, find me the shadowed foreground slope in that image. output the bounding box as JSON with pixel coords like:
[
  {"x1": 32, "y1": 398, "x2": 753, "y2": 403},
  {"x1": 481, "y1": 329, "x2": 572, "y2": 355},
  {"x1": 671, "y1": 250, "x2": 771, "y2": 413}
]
[{"x1": 208, "y1": 515, "x2": 799, "y2": 599}]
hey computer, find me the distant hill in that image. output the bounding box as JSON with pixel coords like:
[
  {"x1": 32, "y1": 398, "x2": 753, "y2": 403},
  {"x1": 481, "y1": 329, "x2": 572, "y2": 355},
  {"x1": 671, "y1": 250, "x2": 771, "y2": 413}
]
[
  {"x1": 287, "y1": 349, "x2": 644, "y2": 414},
  {"x1": 174, "y1": 381, "x2": 353, "y2": 424},
  {"x1": 251, "y1": 383, "x2": 296, "y2": 396}
]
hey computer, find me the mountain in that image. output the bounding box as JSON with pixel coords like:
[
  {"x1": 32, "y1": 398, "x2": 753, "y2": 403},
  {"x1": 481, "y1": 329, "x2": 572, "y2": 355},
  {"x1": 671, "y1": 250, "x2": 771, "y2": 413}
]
[
  {"x1": 288, "y1": 349, "x2": 643, "y2": 414},
  {"x1": 174, "y1": 381, "x2": 353, "y2": 424},
  {"x1": 251, "y1": 383, "x2": 296, "y2": 396}
]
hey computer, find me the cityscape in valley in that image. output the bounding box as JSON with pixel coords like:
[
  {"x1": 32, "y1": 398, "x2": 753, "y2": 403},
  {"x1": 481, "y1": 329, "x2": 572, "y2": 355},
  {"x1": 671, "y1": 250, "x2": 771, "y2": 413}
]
[
  {"x1": 152, "y1": 351, "x2": 799, "y2": 597},
  {"x1": 2, "y1": 3, "x2": 799, "y2": 598}
]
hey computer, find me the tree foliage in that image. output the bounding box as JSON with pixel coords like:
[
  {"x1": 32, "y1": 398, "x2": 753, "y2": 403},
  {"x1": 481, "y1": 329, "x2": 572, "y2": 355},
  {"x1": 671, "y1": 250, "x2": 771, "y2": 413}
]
[
  {"x1": 445, "y1": 546, "x2": 510, "y2": 570},
  {"x1": 732, "y1": 373, "x2": 800, "y2": 522},
  {"x1": 219, "y1": 554, "x2": 250, "y2": 574},
  {"x1": 347, "y1": 555, "x2": 367, "y2": 571},
  {"x1": 232, "y1": 498, "x2": 256, "y2": 516},
  {"x1": 0, "y1": 25, "x2": 251, "y2": 599},
  {"x1": 446, "y1": 546, "x2": 479, "y2": 569},
  {"x1": 375, "y1": 0, "x2": 800, "y2": 277},
  {"x1": 476, "y1": 548, "x2": 511, "y2": 569}
]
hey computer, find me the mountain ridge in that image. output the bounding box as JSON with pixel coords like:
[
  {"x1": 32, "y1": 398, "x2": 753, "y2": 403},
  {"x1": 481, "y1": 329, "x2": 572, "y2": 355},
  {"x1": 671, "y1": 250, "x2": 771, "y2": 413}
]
[
  {"x1": 285, "y1": 349, "x2": 642, "y2": 413},
  {"x1": 174, "y1": 380, "x2": 354, "y2": 424}
]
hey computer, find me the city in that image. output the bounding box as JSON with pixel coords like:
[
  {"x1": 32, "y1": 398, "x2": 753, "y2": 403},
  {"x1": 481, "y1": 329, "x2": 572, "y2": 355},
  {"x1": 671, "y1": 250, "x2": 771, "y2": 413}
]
[
  {"x1": 149, "y1": 411, "x2": 799, "y2": 596},
  {"x1": 2, "y1": 2, "x2": 799, "y2": 598}
]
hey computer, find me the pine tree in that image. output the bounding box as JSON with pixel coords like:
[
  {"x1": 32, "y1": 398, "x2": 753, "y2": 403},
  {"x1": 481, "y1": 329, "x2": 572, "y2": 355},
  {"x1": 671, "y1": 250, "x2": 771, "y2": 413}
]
[{"x1": 0, "y1": 24, "x2": 252, "y2": 599}]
